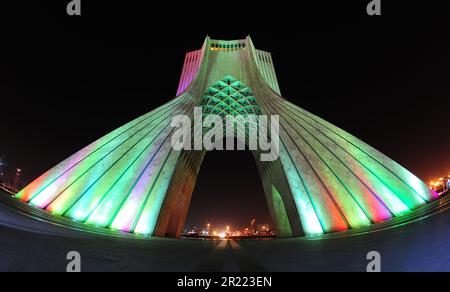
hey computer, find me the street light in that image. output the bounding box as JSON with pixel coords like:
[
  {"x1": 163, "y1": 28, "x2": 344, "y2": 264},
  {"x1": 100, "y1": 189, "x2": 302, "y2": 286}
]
[{"x1": 0, "y1": 160, "x2": 5, "y2": 187}]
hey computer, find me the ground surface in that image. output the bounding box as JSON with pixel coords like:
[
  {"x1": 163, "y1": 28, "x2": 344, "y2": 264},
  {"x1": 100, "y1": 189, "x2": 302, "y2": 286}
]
[{"x1": 1, "y1": 189, "x2": 450, "y2": 272}]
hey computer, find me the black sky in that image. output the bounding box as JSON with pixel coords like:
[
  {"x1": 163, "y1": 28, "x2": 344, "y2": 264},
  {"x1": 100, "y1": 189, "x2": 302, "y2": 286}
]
[{"x1": 0, "y1": 2, "x2": 449, "y2": 229}]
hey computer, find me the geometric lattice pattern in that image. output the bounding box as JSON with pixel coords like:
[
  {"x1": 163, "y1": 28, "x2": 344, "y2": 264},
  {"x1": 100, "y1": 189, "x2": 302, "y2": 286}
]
[{"x1": 200, "y1": 75, "x2": 262, "y2": 118}]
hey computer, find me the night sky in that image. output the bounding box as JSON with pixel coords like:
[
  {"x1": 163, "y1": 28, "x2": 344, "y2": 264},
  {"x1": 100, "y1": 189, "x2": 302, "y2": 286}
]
[{"x1": 0, "y1": 2, "x2": 449, "y2": 230}]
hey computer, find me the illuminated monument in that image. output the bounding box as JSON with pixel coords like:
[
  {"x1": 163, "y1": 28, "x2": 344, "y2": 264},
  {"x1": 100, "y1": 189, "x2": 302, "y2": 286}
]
[{"x1": 16, "y1": 37, "x2": 438, "y2": 238}]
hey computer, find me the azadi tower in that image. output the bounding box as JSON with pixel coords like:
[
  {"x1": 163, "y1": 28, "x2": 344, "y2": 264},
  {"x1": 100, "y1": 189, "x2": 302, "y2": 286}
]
[{"x1": 16, "y1": 37, "x2": 438, "y2": 238}]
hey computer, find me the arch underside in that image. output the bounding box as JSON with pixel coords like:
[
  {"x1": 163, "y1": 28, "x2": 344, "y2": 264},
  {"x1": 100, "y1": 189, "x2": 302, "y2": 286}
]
[
  {"x1": 15, "y1": 38, "x2": 439, "y2": 238},
  {"x1": 154, "y1": 149, "x2": 302, "y2": 238}
]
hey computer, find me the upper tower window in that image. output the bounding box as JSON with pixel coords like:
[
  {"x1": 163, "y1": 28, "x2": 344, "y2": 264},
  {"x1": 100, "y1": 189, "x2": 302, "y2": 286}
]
[{"x1": 210, "y1": 42, "x2": 247, "y2": 52}]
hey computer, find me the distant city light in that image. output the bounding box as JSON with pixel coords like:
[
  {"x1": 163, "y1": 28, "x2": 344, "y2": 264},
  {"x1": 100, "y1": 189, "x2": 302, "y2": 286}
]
[
  {"x1": 182, "y1": 221, "x2": 275, "y2": 239},
  {"x1": 429, "y1": 174, "x2": 450, "y2": 194},
  {"x1": 0, "y1": 163, "x2": 24, "y2": 194}
]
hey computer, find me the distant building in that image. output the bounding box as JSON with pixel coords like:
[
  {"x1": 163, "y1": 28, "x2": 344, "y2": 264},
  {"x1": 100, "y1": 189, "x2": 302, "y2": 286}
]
[{"x1": 257, "y1": 224, "x2": 271, "y2": 233}]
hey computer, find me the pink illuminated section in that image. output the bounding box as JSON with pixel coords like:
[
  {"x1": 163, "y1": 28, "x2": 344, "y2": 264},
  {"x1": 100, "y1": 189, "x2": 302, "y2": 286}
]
[{"x1": 176, "y1": 49, "x2": 204, "y2": 96}]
